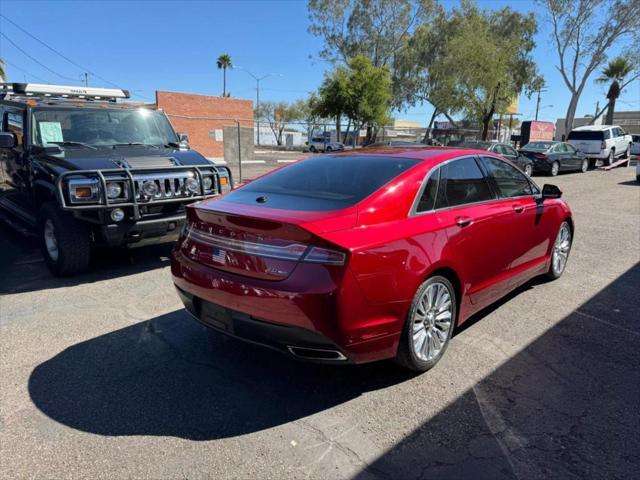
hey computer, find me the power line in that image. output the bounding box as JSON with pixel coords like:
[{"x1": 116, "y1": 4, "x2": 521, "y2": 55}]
[
  {"x1": 0, "y1": 14, "x2": 122, "y2": 88},
  {"x1": 0, "y1": 31, "x2": 78, "y2": 82},
  {"x1": 2, "y1": 59, "x2": 50, "y2": 83}
]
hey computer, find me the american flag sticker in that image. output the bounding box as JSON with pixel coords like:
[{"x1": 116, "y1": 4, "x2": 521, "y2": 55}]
[{"x1": 211, "y1": 247, "x2": 226, "y2": 264}]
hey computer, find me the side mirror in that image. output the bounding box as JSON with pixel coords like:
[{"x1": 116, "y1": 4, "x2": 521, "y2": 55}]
[
  {"x1": 177, "y1": 133, "x2": 189, "y2": 148},
  {"x1": 542, "y1": 184, "x2": 562, "y2": 200},
  {"x1": 0, "y1": 132, "x2": 16, "y2": 149}
]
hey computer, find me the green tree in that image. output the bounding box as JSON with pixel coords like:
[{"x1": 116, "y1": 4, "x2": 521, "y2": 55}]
[
  {"x1": 429, "y1": 2, "x2": 540, "y2": 140},
  {"x1": 596, "y1": 57, "x2": 639, "y2": 125},
  {"x1": 216, "y1": 54, "x2": 233, "y2": 97},
  {"x1": 307, "y1": 0, "x2": 435, "y2": 108},
  {"x1": 312, "y1": 66, "x2": 350, "y2": 141},
  {"x1": 542, "y1": 0, "x2": 640, "y2": 134}
]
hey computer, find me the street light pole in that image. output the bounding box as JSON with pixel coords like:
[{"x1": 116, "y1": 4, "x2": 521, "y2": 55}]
[
  {"x1": 237, "y1": 68, "x2": 281, "y2": 146},
  {"x1": 535, "y1": 87, "x2": 547, "y2": 121}
]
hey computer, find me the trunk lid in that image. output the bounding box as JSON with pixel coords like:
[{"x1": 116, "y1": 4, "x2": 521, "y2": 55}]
[{"x1": 180, "y1": 199, "x2": 355, "y2": 281}]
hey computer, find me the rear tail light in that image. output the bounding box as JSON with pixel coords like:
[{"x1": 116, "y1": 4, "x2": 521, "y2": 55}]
[
  {"x1": 184, "y1": 224, "x2": 346, "y2": 265},
  {"x1": 534, "y1": 153, "x2": 547, "y2": 160},
  {"x1": 601, "y1": 141, "x2": 606, "y2": 150}
]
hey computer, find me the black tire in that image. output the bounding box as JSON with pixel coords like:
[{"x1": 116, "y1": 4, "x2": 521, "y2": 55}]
[
  {"x1": 395, "y1": 275, "x2": 457, "y2": 372},
  {"x1": 39, "y1": 202, "x2": 91, "y2": 276},
  {"x1": 607, "y1": 149, "x2": 615, "y2": 166},
  {"x1": 309, "y1": 146, "x2": 316, "y2": 153},
  {"x1": 524, "y1": 164, "x2": 533, "y2": 177},
  {"x1": 550, "y1": 161, "x2": 559, "y2": 176},
  {"x1": 326, "y1": 146, "x2": 333, "y2": 152},
  {"x1": 545, "y1": 221, "x2": 572, "y2": 281},
  {"x1": 580, "y1": 158, "x2": 589, "y2": 173}
]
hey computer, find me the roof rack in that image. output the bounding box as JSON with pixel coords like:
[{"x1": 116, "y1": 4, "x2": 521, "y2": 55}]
[{"x1": 0, "y1": 83, "x2": 130, "y2": 102}]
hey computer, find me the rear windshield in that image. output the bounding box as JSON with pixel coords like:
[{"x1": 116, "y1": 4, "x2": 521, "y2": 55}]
[
  {"x1": 567, "y1": 130, "x2": 604, "y2": 141},
  {"x1": 228, "y1": 155, "x2": 420, "y2": 211},
  {"x1": 522, "y1": 142, "x2": 555, "y2": 151}
]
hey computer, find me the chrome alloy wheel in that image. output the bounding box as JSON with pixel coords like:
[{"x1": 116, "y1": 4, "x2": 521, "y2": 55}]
[
  {"x1": 552, "y1": 223, "x2": 571, "y2": 276},
  {"x1": 551, "y1": 162, "x2": 559, "y2": 176},
  {"x1": 44, "y1": 218, "x2": 59, "y2": 262},
  {"x1": 412, "y1": 282, "x2": 453, "y2": 362}
]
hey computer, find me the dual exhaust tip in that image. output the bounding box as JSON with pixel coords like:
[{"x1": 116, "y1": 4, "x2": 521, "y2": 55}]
[{"x1": 287, "y1": 346, "x2": 347, "y2": 362}]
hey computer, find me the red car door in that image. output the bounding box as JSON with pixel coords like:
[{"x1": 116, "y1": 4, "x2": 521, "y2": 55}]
[
  {"x1": 479, "y1": 155, "x2": 550, "y2": 286},
  {"x1": 427, "y1": 156, "x2": 517, "y2": 310}
]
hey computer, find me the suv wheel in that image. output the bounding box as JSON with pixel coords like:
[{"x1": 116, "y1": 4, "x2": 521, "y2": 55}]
[
  {"x1": 395, "y1": 276, "x2": 456, "y2": 372},
  {"x1": 607, "y1": 149, "x2": 615, "y2": 166},
  {"x1": 309, "y1": 146, "x2": 317, "y2": 153},
  {"x1": 39, "y1": 203, "x2": 91, "y2": 276}
]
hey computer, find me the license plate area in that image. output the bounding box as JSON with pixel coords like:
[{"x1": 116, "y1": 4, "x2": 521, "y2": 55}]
[{"x1": 200, "y1": 301, "x2": 234, "y2": 333}]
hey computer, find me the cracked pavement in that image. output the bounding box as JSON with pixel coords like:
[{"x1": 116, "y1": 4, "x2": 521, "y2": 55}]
[{"x1": 1, "y1": 166, "x2": 639, "y2": 479}]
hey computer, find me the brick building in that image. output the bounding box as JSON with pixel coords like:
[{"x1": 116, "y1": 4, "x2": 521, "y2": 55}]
[{"x1": 155, "y1": 91, "x2": 253, "y2": 161}]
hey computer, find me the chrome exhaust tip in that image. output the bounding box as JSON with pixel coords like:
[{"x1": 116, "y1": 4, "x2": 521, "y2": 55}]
[{"x1": 287, "y1": 346, "x2": 348, "y2": 361}]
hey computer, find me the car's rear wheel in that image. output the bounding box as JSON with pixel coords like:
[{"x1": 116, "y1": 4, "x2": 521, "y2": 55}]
[
  {"x1": 580, "y1": 158, "x2": 589, "y2": 173},
  {"x1": 607, "y1": 149, "x2": 615, "y2": 166},
  {"x1": 550, "y1": 161, "x2": 559, "y2": 176},
  {"x1": 524, "y1": 164, "x2": 533, "y2": 177},
  {"x1": 39, "y1": 202, "x2": 91, "y2": 277},
  {"x1": 546, "y1": 221, "x2": 572, "y2": 280},
  {"x1": 395, "y1": 276, "x2": 456, "y2": 372}
]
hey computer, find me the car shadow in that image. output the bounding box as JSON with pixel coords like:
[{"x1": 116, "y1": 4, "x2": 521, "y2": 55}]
[
  {"x1": 354, "y1": 263, "x2": 640, "y2": 479},
  {"x1": 618, "y1": 180, "x2": 639, "y2": 186},
  {"x1": 0, "y1": 222, "x2": 174, "y2": 295},
  {"x1": 27, "y1": 308, "x2": 415, "y2": 440}
]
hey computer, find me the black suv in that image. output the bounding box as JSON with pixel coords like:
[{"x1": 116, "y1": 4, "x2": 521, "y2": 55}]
[{"x1": 0, "y1": 83, "x2": 231, "y2": 276}]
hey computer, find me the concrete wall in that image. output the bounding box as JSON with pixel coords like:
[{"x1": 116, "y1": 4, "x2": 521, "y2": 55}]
[{"x1": 155, "y1": 91, "x2": 253, "y2": 160}]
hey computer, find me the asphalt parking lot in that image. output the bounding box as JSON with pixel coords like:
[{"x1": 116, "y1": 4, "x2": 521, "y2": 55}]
[{"x1": 1, "y1": 165, "x2": 639, "y2": 479}]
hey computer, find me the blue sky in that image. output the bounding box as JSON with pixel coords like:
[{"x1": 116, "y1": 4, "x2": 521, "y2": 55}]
[{"x1": 1, "y1": 0, "x2": 638, "y2": 126}]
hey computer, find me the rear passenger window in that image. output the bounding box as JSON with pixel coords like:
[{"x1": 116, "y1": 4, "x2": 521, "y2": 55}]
[
  {"x1": 435, "y1": 157, "x2": 493, "y2": 209},
  {"x1": 417, "y1": 168, "x2": 439, "y2": 212},
  {"x1": 481, "y1": 156, "x2": 532, "y2": 198}
]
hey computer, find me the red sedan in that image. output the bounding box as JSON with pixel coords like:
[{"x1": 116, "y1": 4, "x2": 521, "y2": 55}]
[{"x1": 171, "y1": 148, "x2": 573, "y2": 371}]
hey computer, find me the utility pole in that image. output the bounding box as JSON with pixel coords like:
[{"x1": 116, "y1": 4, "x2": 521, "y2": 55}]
[
  {"x1": 534, "y1": 87, "x2": 549, "y2": 121},
  {"x1": 237, "y1": 68, "x2": 281, "y2": 146}
]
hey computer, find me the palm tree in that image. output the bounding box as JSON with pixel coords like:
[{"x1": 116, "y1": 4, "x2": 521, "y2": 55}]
[
  {"x1": 596, "y1": 57, "x2": 634, "y2": 125},
  {"x1": 216, "y1": 54, "x2": 233, "y2": 97}
]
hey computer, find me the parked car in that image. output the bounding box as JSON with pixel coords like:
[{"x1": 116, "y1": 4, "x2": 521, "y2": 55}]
[
  {"x1": 519, "y1": 141, "x2": 589, "y2": 176},
  {"x1": 459, "y1": 141, "x2": 534, "y2": 176},
  {"x1": 0, "y1": 83, "x2": 232, "y2": 276},
  {"x1": 307, "y1": 136, "x2": 344, "y2": 153},
  {"x1": 567, "y1": 125, "x2": 632, "y2": 166},
  {"x1": 630, "y1": 134, "x2": 640, "y2": 157},
  {"x1": 172, "y1": 147, "x2": 573, "y2": 372}
]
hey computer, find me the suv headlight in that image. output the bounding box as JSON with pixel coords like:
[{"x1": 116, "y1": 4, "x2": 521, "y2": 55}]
[
  {"x1": 202, "y1": 175, "x2": 214, "y2": 191},
  {"x1": 68, "y1": 178, "x2": 99, "y2": 203},
  {"x1": 106, "y1": 182, "x2": 123, "y2": 199}
]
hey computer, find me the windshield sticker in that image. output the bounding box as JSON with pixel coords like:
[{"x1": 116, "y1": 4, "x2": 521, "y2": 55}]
[{"x1": 39, "y1": 122, "x2": 64, "y2": 144}]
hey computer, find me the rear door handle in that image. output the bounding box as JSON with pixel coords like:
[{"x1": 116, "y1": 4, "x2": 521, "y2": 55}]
[
  {"x1": 455, "y1": 216, "x2": 473, "y2": 227},
  {"x1": 513, "y1": 204, "x2": 524, "y2": 213}
]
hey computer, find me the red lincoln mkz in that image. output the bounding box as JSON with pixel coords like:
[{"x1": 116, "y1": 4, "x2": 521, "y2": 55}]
[{"x1": 171, "y1": 148, "x2": 573, "y2": 371}]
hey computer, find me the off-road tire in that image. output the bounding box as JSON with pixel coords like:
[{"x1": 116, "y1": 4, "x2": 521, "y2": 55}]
[{"x1": 39, "y1": 202, "x2": 91, "y2": 276}]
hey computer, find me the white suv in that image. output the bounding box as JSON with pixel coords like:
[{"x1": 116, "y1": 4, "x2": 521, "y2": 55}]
[
  {"x1": 567, "y1": 125, "x2": 632, "y2": 166},
  {"x1": 307, "y1": 136, "x2": 345, "y2": 153}
]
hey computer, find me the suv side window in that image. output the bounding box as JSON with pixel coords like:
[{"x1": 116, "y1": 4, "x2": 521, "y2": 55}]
[
  {"x1": 416, "y1": 167, "x2": 440, "y2": 212},
  {"x1": 481, "y1": 156, "x2": 532, "y2": 198},
  {"x1": 604, "y1": 129, "x2": 611, "y2": 140},
  {"x1": 435, "y1": 157, "x2": 493, "y2": 209}
]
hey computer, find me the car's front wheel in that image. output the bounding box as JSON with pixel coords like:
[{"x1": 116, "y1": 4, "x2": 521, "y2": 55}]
[
  {"x1": 607, "y1": 149, "x2": 615, "y2": 166},
  {"x1": 326, "y1": 146, "x2": 333, "y2": 152},
  {"x1": 546, "y1": 221, "x2": 572, "y2": 280},
  {"x1": 550, "y1": 161, "x2": 560, "y2": 176},
  {"x1": 580, "y1": 158, "x2": 589, "y2": 173},
  {"x1": 396, "y1": 276, "x2": 456, "y2": 372},
  {"x1": 39, "y1": 203, "x2": 91, "y2": 276},
  {"x1": 524, "y1": 164, "x2": 533, "y2": 177}
]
